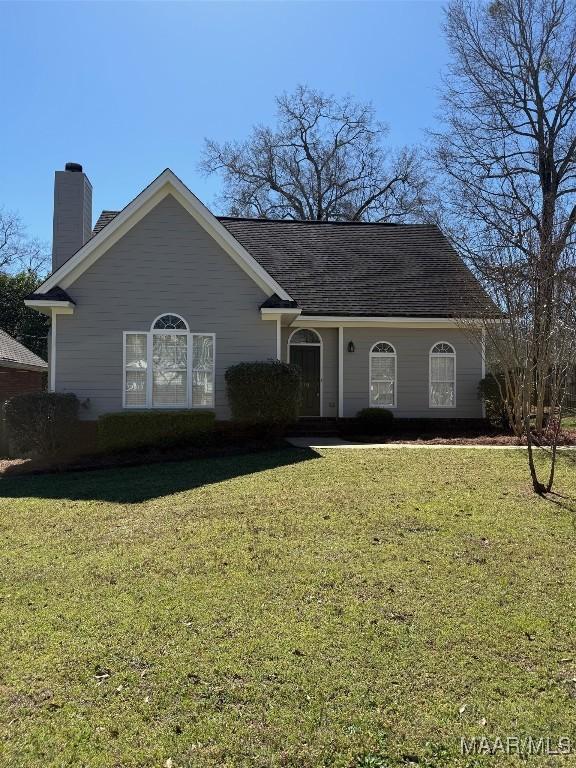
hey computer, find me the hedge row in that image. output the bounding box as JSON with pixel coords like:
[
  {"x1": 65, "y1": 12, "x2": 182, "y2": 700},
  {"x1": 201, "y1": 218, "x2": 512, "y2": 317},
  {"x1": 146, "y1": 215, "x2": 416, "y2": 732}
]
[
  {"x1": 97, "y1": 410, "x2": 215, "y2": 453},
  {"x1": 2, "y1": 392, "x2": 80, "y2": 457}
]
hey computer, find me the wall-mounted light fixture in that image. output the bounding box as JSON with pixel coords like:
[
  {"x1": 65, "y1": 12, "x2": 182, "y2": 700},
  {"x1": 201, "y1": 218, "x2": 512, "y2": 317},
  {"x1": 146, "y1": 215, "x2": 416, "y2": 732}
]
[{"x1": 347, "y1": 341, "x2": 355, "y2": 353}]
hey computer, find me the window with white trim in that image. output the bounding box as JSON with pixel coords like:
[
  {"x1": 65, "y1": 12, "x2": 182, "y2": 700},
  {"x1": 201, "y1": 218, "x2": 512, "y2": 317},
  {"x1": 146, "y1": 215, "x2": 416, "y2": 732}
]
[
  {"x1": 192, "y1": 334, "x2": 215, "y2": 407},
  {"x1": 429, "y1": 342, "x2": 456, "y2": 407},
  {"x1": 370, "y1": 342, "x2": 397, "y2": 407},
  {"x1": 124, "y1": 333, "x2": 148, "y2": 407},
  {"x1": 124, "y1": 314, "x2": 215, "y2": 409}
]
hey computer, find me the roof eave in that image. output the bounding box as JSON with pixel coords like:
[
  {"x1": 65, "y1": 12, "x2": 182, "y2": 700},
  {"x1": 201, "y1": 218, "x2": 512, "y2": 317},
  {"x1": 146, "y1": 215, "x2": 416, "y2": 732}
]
[
  {"x1": 0, "y1": 358, "x2": 48, "y2": 372},
  {"x1": 290, "y1": 314, "x2": 491, "y2": 327},
  {"x1": 24, "y1": 299, "x2": 75, "y2": 315}
]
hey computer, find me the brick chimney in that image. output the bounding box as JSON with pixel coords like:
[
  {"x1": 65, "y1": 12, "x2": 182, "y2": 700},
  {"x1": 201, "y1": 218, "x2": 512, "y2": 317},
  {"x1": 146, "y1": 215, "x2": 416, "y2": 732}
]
[{"x1": 52, "y1": 162, "x2": 92, "y2": 272}]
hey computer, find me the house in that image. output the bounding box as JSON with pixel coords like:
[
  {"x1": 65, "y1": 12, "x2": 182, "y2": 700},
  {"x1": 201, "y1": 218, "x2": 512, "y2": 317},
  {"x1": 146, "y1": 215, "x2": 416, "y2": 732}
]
[
  {"x1": 25, "y1": 163, "x2": 491, "y2": 421},
  {"x1": 0, "y1": 329, "x2": 47, "y2": 404}
]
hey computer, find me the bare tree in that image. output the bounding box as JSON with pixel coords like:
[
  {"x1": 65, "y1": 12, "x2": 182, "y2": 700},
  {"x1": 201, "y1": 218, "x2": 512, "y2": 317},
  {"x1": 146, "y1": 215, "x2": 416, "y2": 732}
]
[
  {"x1": 0, "y1": 208, "x2": 49, "y2": 275},
  {"x1": 201, "y1": 85, "x2": 429, "y2": 222},
  {"x1": 435, "y1": 0, "x2": 576, "y2": 494}
]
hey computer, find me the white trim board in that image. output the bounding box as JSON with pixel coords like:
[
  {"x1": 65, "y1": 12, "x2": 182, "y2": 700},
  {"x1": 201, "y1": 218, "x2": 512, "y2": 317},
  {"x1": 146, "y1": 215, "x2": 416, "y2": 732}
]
[
  {"x1": 260, "y1": 308, "x2": 301, "y2": 317},
  {"x1": 338, "y1": 327, "x2": 344, "y2": 418},
  {"x1": 291, "y1": 316, "x2": 483, "y2": 328},
  {"x1": 49, "y1": 311, "x2": 56, "y2": 391},
  {"x1": 24, "y1": 299, "x2": 74, "y2": 315},
  {"x1": 276, "y1": 318, "x2": 281, "y2": 360},
  {"x1": 34, "y1": 169, "x2": 293, "y2": 302}
]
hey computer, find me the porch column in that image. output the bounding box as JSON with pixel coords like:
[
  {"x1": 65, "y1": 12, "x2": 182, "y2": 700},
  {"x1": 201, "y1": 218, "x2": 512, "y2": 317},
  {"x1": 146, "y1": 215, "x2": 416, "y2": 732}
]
[
  {"x1": 49, "y1": 309, "x2": 57, "y2": 392},
  {"x1": 338, "y1": 326, "x2": 344, "y2": 417},
  {"x1": 276, "y1": 317, "x2": 281, "y2": 360}
]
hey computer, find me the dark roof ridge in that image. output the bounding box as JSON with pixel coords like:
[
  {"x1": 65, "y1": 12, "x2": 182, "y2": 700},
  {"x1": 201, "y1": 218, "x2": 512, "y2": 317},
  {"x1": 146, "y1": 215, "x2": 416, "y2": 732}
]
[
  {"x1": 95, "y1": 211, "x2": 438, "y2": 228},
  {"x1": 93, "y1": 210, "x2": 438, "y2": 236},
  {"x1": 216, "y1": 216, "x2": 437, "y2": 227}
]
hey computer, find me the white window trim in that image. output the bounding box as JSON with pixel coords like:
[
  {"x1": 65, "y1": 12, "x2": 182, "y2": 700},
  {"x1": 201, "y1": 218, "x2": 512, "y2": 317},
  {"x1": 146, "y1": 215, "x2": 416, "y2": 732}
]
[
  {"x1": 369, "y1": 341, "x2": 397, "y2": 409},
  {"x1": 429, "y1": 341, "x2": 457, "y2": 408},
  {"x1": 287, "y1": 328, "x2": 323, "y2": 417},
  {"x1": 122, "y1": 327, "x2": 216, "y2": 410}
]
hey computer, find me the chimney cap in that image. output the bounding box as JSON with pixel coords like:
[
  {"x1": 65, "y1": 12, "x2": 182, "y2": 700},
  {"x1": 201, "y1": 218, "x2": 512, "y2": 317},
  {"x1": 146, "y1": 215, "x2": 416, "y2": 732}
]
[{"x1": 65, "y1": 162, "x2": 83, "y2": 172}]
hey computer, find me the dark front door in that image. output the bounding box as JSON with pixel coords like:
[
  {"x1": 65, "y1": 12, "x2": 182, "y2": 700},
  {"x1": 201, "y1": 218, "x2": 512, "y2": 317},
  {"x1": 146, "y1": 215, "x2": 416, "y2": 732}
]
[{"x1": 291, "y1": 345, "x2": 321, "y2": 416}]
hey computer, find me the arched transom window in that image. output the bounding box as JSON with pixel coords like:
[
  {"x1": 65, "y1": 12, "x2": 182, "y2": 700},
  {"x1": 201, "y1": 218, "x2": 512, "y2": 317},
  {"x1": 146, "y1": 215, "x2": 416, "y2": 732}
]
[
  {"x1": 429, "y1": 342, "x2": 456, "y2": 408},
  {"x1": 123, "y1": 314, "x2": 215, "y2": 409},
  {"x1": 153, "y1": 313, "x2": 188, "y2": 330},
  {"x1": 289, "y1": 328, "x2": 321, "y2": 345},
  {"x1": 370, "y1": 342, "x2": 397, "y2": 408}
]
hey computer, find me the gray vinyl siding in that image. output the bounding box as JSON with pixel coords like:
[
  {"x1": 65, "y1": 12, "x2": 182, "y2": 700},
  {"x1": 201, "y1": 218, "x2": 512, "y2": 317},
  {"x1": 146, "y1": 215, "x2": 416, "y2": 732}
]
[
  {"x1": 281, "y1": 327, "x2": 339, "y2": 417},
  {"x1": 54, "y1": 192, "x2": 483, "y2": 420},
  {"x1": 55, "y1": 194, "x2": 275, "y2": 418},
  {"x1": 281, "y1": 326, "x2": 481, "y2": 418},
  {"x1": 341, "y1": 327, "x2": 483, "y2": 418}
]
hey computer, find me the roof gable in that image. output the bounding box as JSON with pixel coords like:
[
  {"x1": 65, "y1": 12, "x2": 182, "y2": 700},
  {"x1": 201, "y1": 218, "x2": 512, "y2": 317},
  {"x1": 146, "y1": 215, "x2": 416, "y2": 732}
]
[{"x1": 34, "y1": 169, "x2": 292, "y2": 302}]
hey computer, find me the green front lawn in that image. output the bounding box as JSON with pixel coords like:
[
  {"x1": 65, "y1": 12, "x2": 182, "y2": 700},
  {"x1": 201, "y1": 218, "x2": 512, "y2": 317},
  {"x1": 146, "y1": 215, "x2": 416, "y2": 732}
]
[{"x1": 1, "y1": 448, "x2": 575, "y2": 767}]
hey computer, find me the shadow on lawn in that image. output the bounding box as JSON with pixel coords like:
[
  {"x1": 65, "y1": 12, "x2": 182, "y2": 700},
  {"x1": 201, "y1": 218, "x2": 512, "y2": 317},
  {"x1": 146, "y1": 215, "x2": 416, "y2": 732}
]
[
  {"x1": 544, "y1": 491, "x2": 576, "y2": 515},
  {"x1": 0, "y1": 447, "x2": 319, "y2": 504}
]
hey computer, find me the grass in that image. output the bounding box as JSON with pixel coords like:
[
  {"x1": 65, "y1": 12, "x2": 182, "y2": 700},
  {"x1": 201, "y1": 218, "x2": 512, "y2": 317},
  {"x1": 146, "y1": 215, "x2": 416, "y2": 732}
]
[{"x1": 1, "y1": 447, "x2": 575, "y2": 767}]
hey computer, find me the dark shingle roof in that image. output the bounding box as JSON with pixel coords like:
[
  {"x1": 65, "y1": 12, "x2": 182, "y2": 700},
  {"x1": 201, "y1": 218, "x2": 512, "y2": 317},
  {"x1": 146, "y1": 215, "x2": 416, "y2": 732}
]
[
  {"x1": 260, "y1": 294, "x2": 299, "y2": 309},
  {"x1": 93, "y1": 211, "x2": 492, "y2": 317},
  {"x1": 220, "y1": 218, "x2": 493, "y2": 317},
  {"x1": 25, "y1": 286, "x2": 75, "y2": 304},
  {"x1": 0, "y1": 329, "x2": 47, "y2": 370}
]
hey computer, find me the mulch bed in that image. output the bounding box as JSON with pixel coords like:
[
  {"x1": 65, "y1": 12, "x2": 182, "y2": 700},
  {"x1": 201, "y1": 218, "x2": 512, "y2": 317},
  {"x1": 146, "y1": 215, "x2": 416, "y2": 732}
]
[
  {"x1": 342, "y1": 428, "x2": 576, "y2": 446},
  {"x1": 0, "y1": 435, "x2": 287, "y2": 478},
  {"x1": 3, "y1": 426, "x2": 575, "y2": 479}
]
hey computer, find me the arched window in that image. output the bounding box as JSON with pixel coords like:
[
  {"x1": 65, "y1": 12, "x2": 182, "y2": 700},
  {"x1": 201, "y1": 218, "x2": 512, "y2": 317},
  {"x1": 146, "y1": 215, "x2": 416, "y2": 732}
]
[
  {"x1": 429, "y1": 342, "x2": 456, "y2": 408},
  {"x1": 151, "y1": 314, "x2": 189, "y2": 407},
  {"x1": 123, "y1": 313, "x2": 215, "y2": 409},
  {"x1": 152, "y1": 313, "x2": 188, "y2": 331},
  {"x1": 289, "y1": 328, "x2": 321, "y2": 345},
  {"x1": 370, "y1": 342, "x2": 397, "y2": 408}
]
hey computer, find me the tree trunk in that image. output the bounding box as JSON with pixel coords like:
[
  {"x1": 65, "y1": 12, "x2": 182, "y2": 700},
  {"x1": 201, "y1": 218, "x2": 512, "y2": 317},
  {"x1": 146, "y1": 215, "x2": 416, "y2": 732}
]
[{"x1": 525, "y1": 419, "x2": 546, "y2": 495}]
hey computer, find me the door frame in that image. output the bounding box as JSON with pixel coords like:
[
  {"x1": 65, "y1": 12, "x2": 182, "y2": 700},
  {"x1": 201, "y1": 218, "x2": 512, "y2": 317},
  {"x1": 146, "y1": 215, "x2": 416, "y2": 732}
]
[{"x1": 287, "y1": 328, "x2": 323, "y2": 417}]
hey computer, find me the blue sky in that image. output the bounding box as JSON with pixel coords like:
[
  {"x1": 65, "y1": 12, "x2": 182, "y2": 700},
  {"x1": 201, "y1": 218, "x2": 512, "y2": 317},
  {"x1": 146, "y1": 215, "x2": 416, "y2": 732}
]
[{"x1": 0, "y1": 1, "x2": 447, "y2": 246}]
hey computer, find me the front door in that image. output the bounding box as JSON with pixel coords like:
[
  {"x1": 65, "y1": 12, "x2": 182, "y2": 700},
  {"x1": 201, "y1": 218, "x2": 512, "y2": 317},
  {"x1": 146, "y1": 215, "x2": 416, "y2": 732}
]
[{"x1": 290, "y1": 345, "x2": 321, "y2": 416}]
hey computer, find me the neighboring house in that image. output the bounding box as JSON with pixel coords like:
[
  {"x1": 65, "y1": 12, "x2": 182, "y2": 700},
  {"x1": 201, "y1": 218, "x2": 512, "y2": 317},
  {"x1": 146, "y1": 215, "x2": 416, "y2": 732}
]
[
  {"x1": 25, "y1": 163, "x2": 491, "y2": 420},
  {"x1": 0, "y1": 329, "x2": 47, "y2": 404}
]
